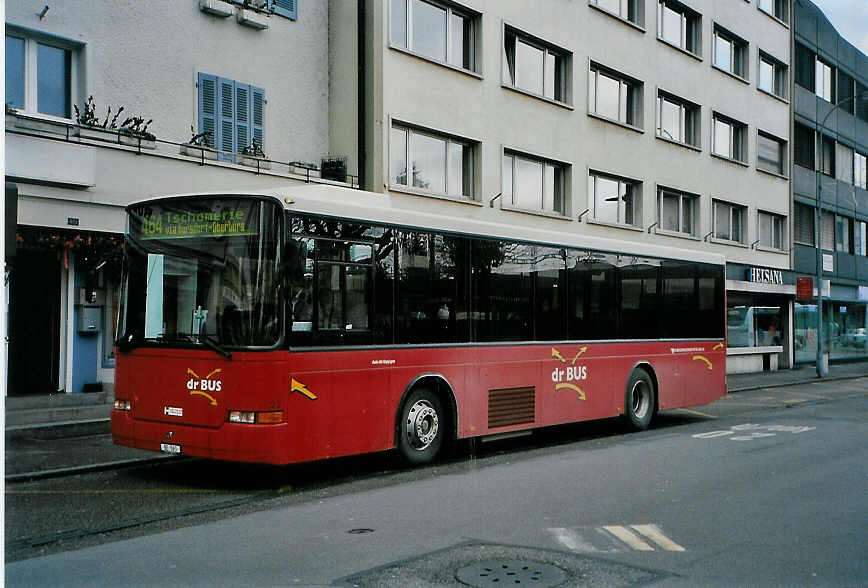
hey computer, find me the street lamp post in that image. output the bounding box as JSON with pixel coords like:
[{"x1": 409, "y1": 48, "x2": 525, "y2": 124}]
[{"x1": 813, "y1": 91, "x2": 867, "y2": 377}]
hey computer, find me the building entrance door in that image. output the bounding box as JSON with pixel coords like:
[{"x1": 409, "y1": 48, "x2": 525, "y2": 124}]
[{"x1": 9, "y1": 249, "x2": 61, "y2": 395}]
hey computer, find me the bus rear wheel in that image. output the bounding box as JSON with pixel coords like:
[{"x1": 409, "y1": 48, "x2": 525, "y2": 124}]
[
  {"x1": 624, "y1": 369, "x2": 655, "y2": 431},
  {"x1": 397, "y1": 388, "x2": 444, "y2": 465}
]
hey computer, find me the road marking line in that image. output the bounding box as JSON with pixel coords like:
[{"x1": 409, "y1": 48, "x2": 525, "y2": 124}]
[
  {"x1": 675, "y1": 408, "x2": 717, "y2": 418},
  {"x1": 549, "y1": 527, "x2": 600, "y2": 552},
  {"x1": 603, "y1": 525, "x2": 655, "y2": 551},
  {"x1": 630, "y1": 524, "x2": 686, "y2": 552},
  {"x1": 782, "y1": 391, "x2": 831, "y2": 400}
]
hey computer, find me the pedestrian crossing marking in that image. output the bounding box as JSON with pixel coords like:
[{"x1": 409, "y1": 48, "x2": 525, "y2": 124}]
[
  {"x1": 548, "y1": 524, "x2": 686, "y2": 553},
  {"x1": 602, "y1": 526, "x2": 655, "y2": 551}
]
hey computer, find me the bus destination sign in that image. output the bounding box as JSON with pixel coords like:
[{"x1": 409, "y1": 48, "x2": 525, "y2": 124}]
[{"x1": 139, "y1": 209, "x2": 257, "y2": 239}]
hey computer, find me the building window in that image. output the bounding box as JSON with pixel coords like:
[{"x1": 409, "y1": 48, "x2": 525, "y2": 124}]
[
  {"x1": 713, "y1": 25, "x2": 748, "y2": 80},
  {"x1": 757, "y1": 131, "x2": 786, "y2": 176},
  {"x1": 198, "y1": 74, "x2": 265, "y2": 160},
  {"x1": 794, "y1": 43, "x2": 815, "y2": 91},
  {"x1": 5, "y1": 31, "x2": 78, "y2": 118},
  {"x1": 503, "y1": 152, "x2": 567, "y2": 215},
  {"x1": 821, "y1": 211, "x2": 834, "y2": 250},
  {"x1": 815, "y1": 58, "x2": 834, "y2": 102},
  {"x1": 817, "y1": 134, "x2": 834, "y2": 177},
  {"x1": 836, "y1": 70, "x2": 855, "y2": 115},
  {"x1": 656, "y1": 91, "x2": 700, "y2": 147},
  {"x1": 758, "y1": 0, "x2": 788, "y2": 23},
  {"x1": 589, "y1": 0, "x2": 645, "y2": 27},
  {"x1": 794, "y1": 122, "x2": 815, "y2": 170},
  {"x1": 713, "y1": 199, "x2": 745, "y2": 243},
  {"x1": 855, "y1": 152, "x2": 867, "y2": 190},
  {"x1": 657, "y1": 0, "x2": 701, "y2": 57},
  {"x1": 391, "y1": 123, "x2": 475, "y2": 200},
  {"x1": 712, "y1": 112, "x2": 747, "y2": 163},
  {"x1": 758, "y1": 51, "x2": 788, "y2": 99},
  {"x1": 794, "y1": 202, "x2": 815, "y2": 246},
  {"x1": 836, "y1": 143, "x2": 854, "y2": 183},
  {"x1": 589, "y1": 171, "x2": 641, "y2": 227},
  {"x1": 658, "y1": 187, "x2": 698, "y2": 236},
  {"x1": 758, "y1": 211, "x2": 785, "y2": 250},
  {"x1": 836, "y1": 216, "x2": 853, "y2": 254},
  {"x1": 390, "y1": 0, "x2": 477, "y2": 71},
  {"x1": 503, "y1": 27, "x2": 570, "y2": 103},
  {"x1": 588, "y1": 62, "x2": 643, "y2": 127},
  {"x1": 856, "y1": 221, "x2": 867, "y2": 256}
]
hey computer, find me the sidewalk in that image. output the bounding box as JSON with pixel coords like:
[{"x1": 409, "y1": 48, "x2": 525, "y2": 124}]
[{"x1": 5, "y1": 361, "x2": 868, "y2": 481}]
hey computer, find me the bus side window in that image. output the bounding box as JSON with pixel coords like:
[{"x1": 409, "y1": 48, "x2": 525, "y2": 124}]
[{"x1": 289, "y1": 238, "x2": 314, "y2": 344}]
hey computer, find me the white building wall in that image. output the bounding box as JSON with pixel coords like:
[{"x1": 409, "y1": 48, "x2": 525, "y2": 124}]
[{"x1": 6, "y1": 0, "x2": 330, "y2": 167}]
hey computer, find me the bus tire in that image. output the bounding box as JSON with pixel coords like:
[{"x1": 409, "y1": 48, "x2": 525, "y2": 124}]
[
  {"x1": 397, "y1": 388, "x2": 444, "y2": 465},
  {"x1": 624, "y1": 368, "x2": 655, "y2": 431}
]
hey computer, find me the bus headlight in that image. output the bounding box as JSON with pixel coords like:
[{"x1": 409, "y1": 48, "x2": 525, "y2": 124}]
[{"x1": 228, "y1": 410, "x2": 283, "y2": 424}]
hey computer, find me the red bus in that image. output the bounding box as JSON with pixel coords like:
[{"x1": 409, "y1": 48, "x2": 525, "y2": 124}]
[{"x1": 112, "y1": 186, "x2": 726, "y2": 465}]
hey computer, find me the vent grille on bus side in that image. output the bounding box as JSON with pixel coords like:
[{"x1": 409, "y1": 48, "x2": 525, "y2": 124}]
[{"x1": 488, "y1": 387, "x2": 535, "y2": 429}]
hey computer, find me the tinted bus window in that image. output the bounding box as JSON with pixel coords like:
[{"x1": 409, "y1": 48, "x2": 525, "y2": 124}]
[
  {"x1": 698, "y1": 262, "x2": 725, "y2": 338},
  {"x1": 618, "y1": 261, "x2": 661, "y2": 339},
  {"x1": 472, "y1": 239, "x2": 532, "y2": 342},
  {"x1": 397, "y1": 232, "x2": 468, "y2": 344},
  {"x1": 533, "y1": 246, "x2": 566, "y2": 341},
  {"x1": 568, "y1": 252, "x2": 617, "y2": 340},
  {"x1": 661, "y1": 260, "x2": 697, "y2": 338},
  {"x1": 373, "y1": 229, "x2": 396, "y2": 344}
]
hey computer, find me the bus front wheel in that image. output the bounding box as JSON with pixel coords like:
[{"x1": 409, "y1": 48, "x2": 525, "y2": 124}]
[
  {"x1": 397, "y1": 388, "x2": 444, "y2": 465},
  {"x1": 624, "y1": 369, "x2": 655, "y2": 431}
]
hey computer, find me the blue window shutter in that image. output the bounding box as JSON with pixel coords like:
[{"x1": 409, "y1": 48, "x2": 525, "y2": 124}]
[
  {"x1": 197, "y1": 73, "x2": 218, "y2": 149},
  {"x1": 251, "y1": 86, "x2": 265, "y2": 153},
  {"x1": 270, "y1": 0, "x2": 296, "y2": 20},
  {"x1": 217, "y1": 77, "x2": 235, "y2": 161},
  {"x1": 235, "y1": 84, "x2": 250, "y2": 154}
]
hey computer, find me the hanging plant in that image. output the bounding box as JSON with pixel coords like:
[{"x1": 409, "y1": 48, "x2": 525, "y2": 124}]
[{"x1": 16, "y1": 227, "x2": 124, "y2": 280}]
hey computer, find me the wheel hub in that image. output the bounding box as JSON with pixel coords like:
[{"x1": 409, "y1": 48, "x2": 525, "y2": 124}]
[{"x1": 406, "y1": 400, "x2": 439, "y2": 450}]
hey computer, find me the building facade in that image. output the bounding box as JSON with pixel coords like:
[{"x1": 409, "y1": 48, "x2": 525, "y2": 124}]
[
  {"x1": 331, "y1": 0, "x2": 793, "y2": 372},
  {"x1": 5, "y1": 0, "x2": 355, "y2": 396},
  {"x1": 790, "y1": 0, "x2": 868, "y2": 365}
]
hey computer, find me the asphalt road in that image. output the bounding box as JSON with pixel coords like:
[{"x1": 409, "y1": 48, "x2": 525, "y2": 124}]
[{"x1": 5, "y1": 377, "x2": 867, "y2": 586}]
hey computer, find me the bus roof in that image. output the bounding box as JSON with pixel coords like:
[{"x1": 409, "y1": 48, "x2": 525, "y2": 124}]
[{"x1": 134, "y1": 185, "x2": 726, "y2": 266}]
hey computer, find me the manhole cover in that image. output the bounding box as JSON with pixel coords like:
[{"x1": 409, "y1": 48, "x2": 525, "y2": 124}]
[{"x1": 455, "y1": 559, "x2": 567, "y2": 587}]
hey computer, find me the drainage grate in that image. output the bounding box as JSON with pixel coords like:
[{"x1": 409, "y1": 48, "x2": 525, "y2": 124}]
[{"x1": 455, "y1": 560, "x2": 566, "y2": 587}]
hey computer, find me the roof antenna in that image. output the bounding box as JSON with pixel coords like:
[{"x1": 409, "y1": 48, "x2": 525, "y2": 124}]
[{"x1": 38, "y1": 5, "x2": 50, "y2": 19}]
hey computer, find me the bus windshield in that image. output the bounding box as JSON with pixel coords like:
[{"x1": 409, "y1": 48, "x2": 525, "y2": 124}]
[{"x1": 120, "y1": 197, "x2": 282, "y2": 349}]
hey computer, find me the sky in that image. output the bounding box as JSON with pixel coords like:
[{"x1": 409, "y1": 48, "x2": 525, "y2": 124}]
[{"x1": 808, "y1": 0, "x2": 868, "y2": 55}]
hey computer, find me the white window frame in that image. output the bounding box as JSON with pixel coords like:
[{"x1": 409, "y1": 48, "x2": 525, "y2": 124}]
[
  {"x1": 390, "y1": 0, "x2": 478, "y2": 72},
  {"x1": 588, "y1": 62, "x2": 642, "y2": 128},
  {"x1": 657, "y1": 187, "x2": 699, "y2": 236},
  {"x1": 712, "y1": 112, "x2": 747, "y2": 163},
  {"x1": 815, "y1": 58, "x2": 833, "y2": 102},
  {"x1": 5, "y1": 28, "x2": 81, "y2": 120},
  {"x1": 656, "y1": 0, "x2": 701, "y2": 56},
  {"x1": 389, "y1": 121, "x2": 476, "y2": 201},
  {"x1": 712, "y1": 25, "x2": 747, "y2": 80},
  {"x1": 712, "y1": 199, "x2": 746, "y2": 244},
  {"x1": 502, "y1": 150, "x2": 569, "y2": 216},
  {"x1": 758, "y1": 210, "x2": 786, "y2": 251},
  {"x1": 588, "y1": 170, "x2": 642, "y2": 228},
  {"x1": 588, "y1": 0, "x2": 645, "y2": 28},
  {"x1": 656, "y1": 90, "x2": 700, "y2": 147},
  {"x1": 756, "y1": 130, "x2": 787, "y2": 177},
  {"x1": 502, "y1": 25, "x2": 571, "y2": 104},
  {"x1": 758, "y1": 51, "x2": 788, "y2": 100},
  {"x1": 854, "y1": 151, "x2": 867, "y2": 190},
  {"x1": 758, "y1": 0, "x2": 788, "y2": 24}
]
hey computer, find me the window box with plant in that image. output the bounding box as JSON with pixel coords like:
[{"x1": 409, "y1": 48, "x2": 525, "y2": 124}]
[
  {"x1": 180, "y1": 126, "x2": 218, "y2": 161},
  {"x1": 237, "y1": 139, "x2": 271, "y2": 169},
  {"x1": 73, "y1": 96, "x2": 155, "y2": 149}
]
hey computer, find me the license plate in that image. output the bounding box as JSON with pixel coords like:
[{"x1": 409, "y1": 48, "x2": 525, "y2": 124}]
[{"x1": 160, "y1": 443, "x2": 181, "y2": 455}]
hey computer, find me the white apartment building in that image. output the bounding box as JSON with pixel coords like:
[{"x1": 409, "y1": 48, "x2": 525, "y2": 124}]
[{"x1": 330, "y1": 0, "x2": 793, "y2": 372}]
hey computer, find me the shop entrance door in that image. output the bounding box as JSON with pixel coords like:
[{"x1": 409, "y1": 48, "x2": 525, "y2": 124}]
[{"x1": 9, "y1": 249, "x2": 61, "y2": 395}]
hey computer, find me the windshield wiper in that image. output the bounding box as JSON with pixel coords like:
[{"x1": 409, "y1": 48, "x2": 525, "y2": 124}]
[{"x1": 190, "y1": 332, "x2": 232, "y2": 360}]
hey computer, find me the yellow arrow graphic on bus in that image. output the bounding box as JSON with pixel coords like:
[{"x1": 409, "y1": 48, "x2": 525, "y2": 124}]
[
  {"x1": 692, "y1": 355, "x2": 713, "y2": 370},
  {"x1": 291, "y1": 378, "x2": 317, "y2": 401},
  {"x1": 187, "y1": 368, "x2": 200, "y2": 379},
  {"x1": 555, "y1": 382, "x2": 586, "y2": 400},
  {"x1": 552, "y1": 348, "x2": 567, "y2": 363},
  {"x1": 713, "y1": 343, "x2": 725, "y2": 351},
  {"x1": 189, "y1": 390, "x2": 218, "y2": 406},
  {"x1": 571, "y1": 347, "x2": 588, "y2": 364}
]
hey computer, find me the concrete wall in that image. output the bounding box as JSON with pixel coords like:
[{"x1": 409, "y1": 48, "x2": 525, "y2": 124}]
[
  {"x1": 7, "y1": 0, "x2": 331, "y2": 166},
  {"x1": 361, "y1": 0, "x2": 791, "y2": 269}
]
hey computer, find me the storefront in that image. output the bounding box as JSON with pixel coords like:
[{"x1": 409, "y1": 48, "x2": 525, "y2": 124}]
[
  {"x1": 794, "y1": 285, "x2": 868, "y2": 364},
  {"x1": 725, "y1": 264, "x2": 796, "y2": 374}
]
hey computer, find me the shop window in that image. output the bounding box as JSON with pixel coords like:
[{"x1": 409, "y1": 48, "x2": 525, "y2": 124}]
[{"x1": 727, "y1": 294, "x2": 784, "y2": 348}]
